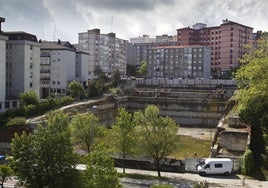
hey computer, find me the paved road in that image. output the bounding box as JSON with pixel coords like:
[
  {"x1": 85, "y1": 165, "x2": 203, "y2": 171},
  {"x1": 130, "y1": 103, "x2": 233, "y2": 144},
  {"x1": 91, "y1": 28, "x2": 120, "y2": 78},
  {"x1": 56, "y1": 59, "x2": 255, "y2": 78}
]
[{"x1": 117, "y1": 168, "x2": 268, "y2": 188}]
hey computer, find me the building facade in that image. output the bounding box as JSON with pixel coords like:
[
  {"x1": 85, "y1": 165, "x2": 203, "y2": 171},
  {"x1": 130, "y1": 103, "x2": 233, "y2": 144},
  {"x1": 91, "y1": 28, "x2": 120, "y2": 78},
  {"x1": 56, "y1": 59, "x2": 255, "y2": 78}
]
[
  {"x1": 127, "y1": 34, "x2": 177, "y2": 69},
  {"x1": 40, "y1": 41, "x2": 76, "y2": 98},
  {"x1": 78, "y1": 29, "x2": 127, "y2": 79},
  {"x1": 4, "y1": 32, "x2": 40, "y2": 99},
  {"x1": 75, "y1": 51, "x2": 89, "y2": 86},
  {"x1": 147, "y1": 45, "x2": 211, "y2": 79},
  {"x1": 177, "y1": 19, "x2": 253, "y2": 77},
  {"x1": 0, "y1": 34, "x2": 8, "y2": 103}
]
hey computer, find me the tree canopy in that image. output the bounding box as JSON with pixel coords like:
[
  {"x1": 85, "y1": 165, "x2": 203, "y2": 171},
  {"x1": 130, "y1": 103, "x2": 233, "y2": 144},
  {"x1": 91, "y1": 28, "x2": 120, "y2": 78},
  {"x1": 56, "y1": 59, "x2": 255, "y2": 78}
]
[
  {"x1": 234, "y1": 33, "x2": 268, "y2": 165},
  {"x1": 138, "y1": 61, "x2": 147, "y2": 77},
  {"x1": 0, "y1": 164, "x2": 13, "y2": 188},
  {"x1": 133, "y1": 105, "x2": 179, "y2": 177},
  {"x1": 68, "y1": 80, "x2": 85, "y2": 100},
  {"x1": 111, "y1": 108, "x2": 137, "y2": 173},
  {"x1": 11, "y1": 111, "x2": 80, "y2": 188},
  {"x1": 19, "y1": 90, "x2": 39, "y2": 106},
  {"x1": 70, "y1": 113, "x2": 107, "y2": 153}
]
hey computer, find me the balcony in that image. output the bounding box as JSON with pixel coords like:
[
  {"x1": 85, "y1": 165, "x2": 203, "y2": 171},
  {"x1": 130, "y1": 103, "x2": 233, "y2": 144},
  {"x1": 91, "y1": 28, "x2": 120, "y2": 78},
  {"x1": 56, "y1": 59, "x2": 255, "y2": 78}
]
[{"x1": 40, "y1": 69, "x2": 50, "y2": 73}]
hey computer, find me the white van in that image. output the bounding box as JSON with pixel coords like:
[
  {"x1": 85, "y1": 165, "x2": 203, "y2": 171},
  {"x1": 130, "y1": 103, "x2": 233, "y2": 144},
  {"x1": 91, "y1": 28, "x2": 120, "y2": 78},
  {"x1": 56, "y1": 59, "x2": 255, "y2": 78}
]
[{"x1": 197, "y1": 158, "x2": 233, "y2": 176}]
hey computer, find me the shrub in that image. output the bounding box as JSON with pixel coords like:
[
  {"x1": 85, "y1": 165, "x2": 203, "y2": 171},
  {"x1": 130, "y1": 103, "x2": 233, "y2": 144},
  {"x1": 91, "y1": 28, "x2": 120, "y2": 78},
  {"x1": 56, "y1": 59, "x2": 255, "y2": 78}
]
[
  {"x1": 193, "y1": 180, "x2": 209, "y2": 188},
  {"x1": 24, "y1": 104, "x2": 39, "y2": 117},
  {"x1": 241, "y1": 149, "x2": 254, "y2": 175}
]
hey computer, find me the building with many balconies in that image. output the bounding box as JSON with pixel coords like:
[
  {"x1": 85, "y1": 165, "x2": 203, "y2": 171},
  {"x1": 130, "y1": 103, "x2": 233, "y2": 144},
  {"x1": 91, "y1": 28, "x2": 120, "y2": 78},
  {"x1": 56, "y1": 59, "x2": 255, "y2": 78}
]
[
  {"x1": 177, "y1": 19, "x2": 253, "y2": 78},
  {"x1": 147, "y1": 45, "x2": 211, "y2": 79},
  {"x1": 40, "y1": 40, "x2": 76, "y2": 98},
  {"x1": 78, "y1": 29, "x2": 127, "y2": 79}
]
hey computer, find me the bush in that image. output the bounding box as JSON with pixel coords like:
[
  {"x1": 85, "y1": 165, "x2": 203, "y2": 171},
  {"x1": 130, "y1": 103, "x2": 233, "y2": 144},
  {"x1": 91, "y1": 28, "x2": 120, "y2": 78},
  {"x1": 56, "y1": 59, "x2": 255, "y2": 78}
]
[
  {"x1": 25, "y1": 104, "x2": 39, "y2": 117},
  {"x1": 193, "y1": 180, "x2": 209, "y2": 188},
  {"x1": 241, "y1": 149, "x2": 254, "y2": 175}
]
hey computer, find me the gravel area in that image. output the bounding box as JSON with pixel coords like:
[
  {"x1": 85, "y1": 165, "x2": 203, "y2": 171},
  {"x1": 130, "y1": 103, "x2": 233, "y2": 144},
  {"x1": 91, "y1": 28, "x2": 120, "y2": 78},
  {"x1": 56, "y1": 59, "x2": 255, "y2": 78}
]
[{"x1": 177, "y1": 127, "x2": 216, "y2": 140}]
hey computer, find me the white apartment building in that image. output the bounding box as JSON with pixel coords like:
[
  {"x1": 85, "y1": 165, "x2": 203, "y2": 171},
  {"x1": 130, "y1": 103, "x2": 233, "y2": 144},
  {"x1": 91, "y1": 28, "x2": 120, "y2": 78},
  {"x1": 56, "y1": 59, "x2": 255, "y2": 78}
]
[
  {"x1": 78, "y1": 29, "x2": 127, "y2": 79},
  {"x1": 40, "y1": 41, "x2": 76, "y2": 98},
  {"x1": 5, "y1": 32, "x2": 40, "y2": 99},
  {"x1": 147, "y1": 45, "x2": 211, "y2": 79}
]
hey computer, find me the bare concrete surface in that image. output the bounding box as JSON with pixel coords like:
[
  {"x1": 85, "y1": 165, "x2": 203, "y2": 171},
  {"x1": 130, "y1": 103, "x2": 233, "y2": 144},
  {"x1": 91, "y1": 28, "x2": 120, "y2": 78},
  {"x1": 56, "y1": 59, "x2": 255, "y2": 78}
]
[
  {"x1": 117, "y1": 168, "x2": 268, "y2": 188},
  {"x1": 177, "y1": 127, "x2": 216, "y2": 140}
]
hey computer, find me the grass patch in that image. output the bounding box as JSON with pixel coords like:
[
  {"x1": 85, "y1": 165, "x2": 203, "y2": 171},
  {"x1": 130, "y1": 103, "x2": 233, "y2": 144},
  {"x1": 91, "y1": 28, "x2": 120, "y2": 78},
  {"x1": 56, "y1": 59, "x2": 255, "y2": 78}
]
[
  {"x1": 5, "y1": 117, "x2": 26, "y2": 127},
  {"x1": 171, "y1": 135, "x2": 211, "y2": 159}
]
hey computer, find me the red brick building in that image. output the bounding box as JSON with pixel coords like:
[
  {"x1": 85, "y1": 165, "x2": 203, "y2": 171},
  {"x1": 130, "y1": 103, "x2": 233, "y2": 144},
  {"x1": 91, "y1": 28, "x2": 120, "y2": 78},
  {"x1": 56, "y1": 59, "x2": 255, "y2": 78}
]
[{"x1": 177, "y1": 19, "x2": 253, "y2": 78}]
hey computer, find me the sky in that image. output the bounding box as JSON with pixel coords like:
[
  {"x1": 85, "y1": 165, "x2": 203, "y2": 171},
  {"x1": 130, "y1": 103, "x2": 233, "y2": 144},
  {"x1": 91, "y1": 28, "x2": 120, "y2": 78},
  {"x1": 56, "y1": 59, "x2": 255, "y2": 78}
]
[{"x1": 0, "y1": 0, "x2": 267, "y2": 44}]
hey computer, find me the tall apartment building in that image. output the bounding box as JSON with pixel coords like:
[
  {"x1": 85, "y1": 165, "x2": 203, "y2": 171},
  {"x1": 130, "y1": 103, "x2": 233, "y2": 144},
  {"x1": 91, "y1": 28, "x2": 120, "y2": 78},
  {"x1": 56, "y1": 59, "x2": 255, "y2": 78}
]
[
  {"x1": 177, "y1": 19, "x2": 253, "y2": 77},
  {"x1": 78, "y1": 29, "x2": 127, "y2": 79},
  {"x1": 4, "y1": 32, "x2": 40, "y2": 99},
  {"x1": 40, "y1": 41, "x2": 76, "y2": 98},
  {"x1": 147, "y1": 45, "x2": 211, "y2": 79}
]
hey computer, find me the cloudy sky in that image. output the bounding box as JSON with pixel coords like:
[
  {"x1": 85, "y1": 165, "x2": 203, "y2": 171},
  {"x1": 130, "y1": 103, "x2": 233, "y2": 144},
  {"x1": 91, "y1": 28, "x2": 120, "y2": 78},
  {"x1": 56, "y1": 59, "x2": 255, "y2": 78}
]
[{"x1": 0, "y1": 0, "x2": 267, "y2": 43}]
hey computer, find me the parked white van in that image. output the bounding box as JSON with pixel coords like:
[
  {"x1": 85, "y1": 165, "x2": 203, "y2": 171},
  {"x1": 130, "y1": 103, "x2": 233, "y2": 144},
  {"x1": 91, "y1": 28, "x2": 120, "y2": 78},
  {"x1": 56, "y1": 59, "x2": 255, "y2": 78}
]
[{"x1": 197, "y1": 158, "x2": 233, "y2": 176}]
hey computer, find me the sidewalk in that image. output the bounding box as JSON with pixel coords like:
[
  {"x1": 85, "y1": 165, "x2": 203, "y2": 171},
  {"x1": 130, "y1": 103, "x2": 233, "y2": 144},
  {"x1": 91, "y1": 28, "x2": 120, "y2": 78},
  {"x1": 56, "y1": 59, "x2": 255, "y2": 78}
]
[{"x1": 116, "y1": 168, "x2": 268, "y2": 188}]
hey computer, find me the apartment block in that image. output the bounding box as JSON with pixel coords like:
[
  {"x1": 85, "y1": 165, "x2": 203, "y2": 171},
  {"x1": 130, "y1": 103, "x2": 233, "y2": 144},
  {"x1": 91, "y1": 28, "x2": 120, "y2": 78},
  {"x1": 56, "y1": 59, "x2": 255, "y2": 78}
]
[
  {"x1": 147, "y1": 45, "x2": 211, "y2": 79},
  {"x1": 40, "y1": 40, "x2": 76, "y2": 98},
  {"x1": 78, "y1": 29, "x2": 127, "y2": 79},
  {"x1": 128, "y1": 34, "x2": 177, "y2": 67},
  {"x1": 177, "y1": 19, "x2": 253, "y2": 77},
  {"x1": 4, "y1": 32, "x2": 40, "y2": 99}
]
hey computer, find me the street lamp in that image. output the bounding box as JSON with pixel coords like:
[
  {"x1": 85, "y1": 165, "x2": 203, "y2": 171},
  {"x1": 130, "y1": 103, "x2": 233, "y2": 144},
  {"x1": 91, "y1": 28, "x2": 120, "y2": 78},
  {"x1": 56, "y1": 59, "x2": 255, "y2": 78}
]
[{"x1": 91, "y1": 105, "x2": 98, "y2": 147}]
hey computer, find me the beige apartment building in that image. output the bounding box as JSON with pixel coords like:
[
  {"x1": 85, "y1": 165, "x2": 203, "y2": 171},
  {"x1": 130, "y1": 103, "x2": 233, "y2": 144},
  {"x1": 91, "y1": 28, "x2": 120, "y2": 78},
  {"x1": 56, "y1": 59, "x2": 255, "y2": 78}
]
[{"x1": 177, "y1": 19, "x2": 253, "y2": 78}]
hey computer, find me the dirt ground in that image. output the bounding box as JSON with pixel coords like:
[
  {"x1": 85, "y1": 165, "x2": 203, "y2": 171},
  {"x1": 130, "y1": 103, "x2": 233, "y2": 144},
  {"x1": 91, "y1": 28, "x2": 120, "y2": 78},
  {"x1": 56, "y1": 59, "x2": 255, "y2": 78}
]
[{"x1": 177, "y1": 127, "x2": 216, "y2": 141}]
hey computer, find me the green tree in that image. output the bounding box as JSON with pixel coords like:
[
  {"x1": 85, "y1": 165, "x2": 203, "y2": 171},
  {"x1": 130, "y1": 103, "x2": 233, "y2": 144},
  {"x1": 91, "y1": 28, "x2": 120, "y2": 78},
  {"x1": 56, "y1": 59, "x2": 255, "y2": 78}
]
[
  {"x1": 234, "y1": 34, "x2": 268, "y2": 164},
  {"x1": 111, "y1": 69, "x2": 121, "y2": 87},
  {"x1": 70, "y1": 113, "x2": 105, "y2": 153},
  {"x1": 111, "y1": 108, "x2": 136, "y2": 173},
  {"x1": 68, "y1": 80, "x2": 85, "y2": 100},
  {"x1": 0, "y1": 165, "x2": 13, "y2": 188},
  {"x1": 11, "y1": 111, "x2": 80, "y2": 188},
  {"x1": 83, "y1": 151, "x2": 120, "y2": 188},
  {"x1": 138, "y1": 61, "x2": 147, "y2": 77},
  {"x1": 19, "y1": 90, "x2": 39, "y2": 106},
  {"x1": 133, "y1": 105, "x2": 179, "y2": 177}
]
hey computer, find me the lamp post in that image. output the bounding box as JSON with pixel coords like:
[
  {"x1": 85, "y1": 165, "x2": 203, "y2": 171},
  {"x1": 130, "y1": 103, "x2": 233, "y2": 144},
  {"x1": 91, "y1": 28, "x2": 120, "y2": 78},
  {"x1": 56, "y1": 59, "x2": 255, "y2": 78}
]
[{"x1": 91, "y1": 105, "x2": 98, "y2": 148}]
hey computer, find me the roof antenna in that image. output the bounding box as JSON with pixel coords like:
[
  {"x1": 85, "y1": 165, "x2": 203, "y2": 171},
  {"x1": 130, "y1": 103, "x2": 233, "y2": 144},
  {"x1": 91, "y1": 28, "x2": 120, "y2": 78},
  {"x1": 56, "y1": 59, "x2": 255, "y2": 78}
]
[
  {"x1": 53, "y1": 22, "x2": 56, "y2": 41},
  {"x1": 111, "y1": 16, "x2": 113, "y2": 32}
]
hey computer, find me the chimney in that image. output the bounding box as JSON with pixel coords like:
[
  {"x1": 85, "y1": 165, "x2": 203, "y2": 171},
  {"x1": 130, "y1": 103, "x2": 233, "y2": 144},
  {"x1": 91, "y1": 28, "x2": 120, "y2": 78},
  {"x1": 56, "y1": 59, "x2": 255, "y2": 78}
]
[{"x1": 0, "y1": 17, "x2": 5, "y2": 32}]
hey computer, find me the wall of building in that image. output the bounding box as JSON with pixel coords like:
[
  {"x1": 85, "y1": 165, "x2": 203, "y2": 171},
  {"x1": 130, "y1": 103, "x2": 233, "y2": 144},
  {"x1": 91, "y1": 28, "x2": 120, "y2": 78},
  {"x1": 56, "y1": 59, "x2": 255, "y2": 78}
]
[
  {"x1": 147, "y1": 46, "x2": 211, "y2": 79},
  {"x1": 0, "y1": 35, "x2": 7, "y2": 103},
  {"x1": 50, "y1": 50, "x2": 75, "y2": 96},
  {"x1": 76, "y1": 52, "x2": 89, "y2": 85},
  {"x1": 6, "y1": 40, "x2": 40, "y2": 99}
]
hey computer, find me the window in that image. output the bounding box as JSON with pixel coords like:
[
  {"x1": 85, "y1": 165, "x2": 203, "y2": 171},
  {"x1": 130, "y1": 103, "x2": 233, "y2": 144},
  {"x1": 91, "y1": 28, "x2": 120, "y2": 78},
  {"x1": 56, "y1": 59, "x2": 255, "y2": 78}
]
[
  {"x1": 29, "y1": 82, "x2": 33, "y2": 87},
  {"x1": 215, "y1": 164, "x2": 223, "y2": 168}
]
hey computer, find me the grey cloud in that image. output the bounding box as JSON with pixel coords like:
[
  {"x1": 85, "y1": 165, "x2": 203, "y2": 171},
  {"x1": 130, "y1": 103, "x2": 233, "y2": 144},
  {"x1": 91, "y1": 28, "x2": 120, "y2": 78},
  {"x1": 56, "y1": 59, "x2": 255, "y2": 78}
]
[
  {"x1": 78, "y1": 0, "x2": 175, "y2": 12},
  {"x1": 0, "y1": 0, "x2": 52, "y2": 36}
]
